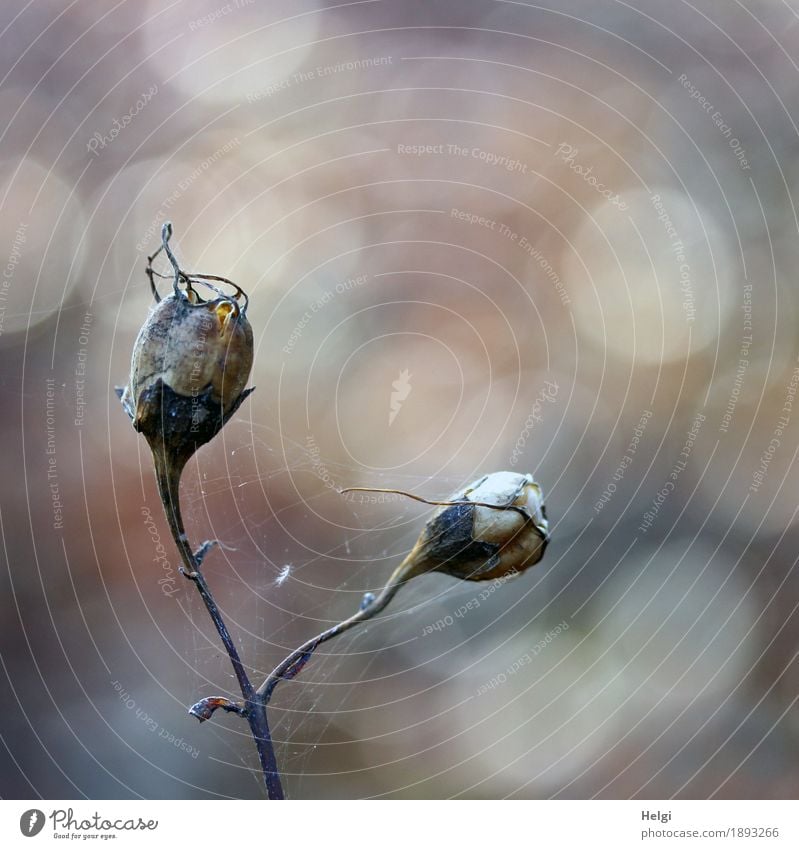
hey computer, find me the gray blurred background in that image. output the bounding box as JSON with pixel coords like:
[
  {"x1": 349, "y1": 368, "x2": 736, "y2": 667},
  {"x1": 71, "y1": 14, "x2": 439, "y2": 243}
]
[{"x1": 1, "y1": 0, "x2": 799, "y2": 799}]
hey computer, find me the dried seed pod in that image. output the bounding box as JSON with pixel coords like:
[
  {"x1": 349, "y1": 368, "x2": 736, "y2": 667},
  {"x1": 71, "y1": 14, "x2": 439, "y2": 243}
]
[
  {"x1": 262, "y1": 472, "x2": 550, "y2": 700},
  {"x1": 117, "y1": 223, "x2": 254, "y2": 468},
  {"x1": 116, "y1": 223, "x2": 255, "y2": 571},
  {"x1": 341, "y1": 471, "x2": 549, "y2": 589},
  {"x1": 403, "y1": 471, "x2": 549, "y2": 582}
]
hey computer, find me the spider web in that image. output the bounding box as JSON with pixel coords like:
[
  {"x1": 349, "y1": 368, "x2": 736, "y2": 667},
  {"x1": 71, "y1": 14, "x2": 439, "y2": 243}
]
[{"x1": 176, "y1": 416, "x2": 474, "y2": 798}]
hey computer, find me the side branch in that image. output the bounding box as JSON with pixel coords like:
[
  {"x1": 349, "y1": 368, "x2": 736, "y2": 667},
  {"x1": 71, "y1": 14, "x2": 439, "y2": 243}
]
[{"x1": 257, "y1": 555, "x2": 414, "y2": 704}]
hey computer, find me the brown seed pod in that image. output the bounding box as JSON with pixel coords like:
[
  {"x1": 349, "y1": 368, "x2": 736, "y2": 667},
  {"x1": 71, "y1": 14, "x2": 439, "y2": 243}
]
[
  {"x1": 403, "y1": 471, "x2": 548, "y2": 581},
  {"x1": 342, "y1": 471, "x2": 549, "y2": 587},
  {"x1": 117, "y1": 222, "x2": 254, "y2": 467},
  {"x1": 258, "y1": 472, "x2": 549, "y2": 702},
  {"x1": 117, "y1": 223, "x2": 255, "y2": 574},
  {"x1": 260, "y1": 472, "x2": 550, "y2": 703}
]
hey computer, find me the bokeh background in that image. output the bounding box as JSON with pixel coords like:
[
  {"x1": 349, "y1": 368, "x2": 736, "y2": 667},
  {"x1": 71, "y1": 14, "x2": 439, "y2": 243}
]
[{"x1": 2, "y1": 0, "x2": 799, "y2": 800}]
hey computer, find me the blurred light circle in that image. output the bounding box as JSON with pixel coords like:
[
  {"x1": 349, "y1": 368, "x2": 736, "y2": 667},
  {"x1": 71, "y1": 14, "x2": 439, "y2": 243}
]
[
  {"x1": 685, "y1": 0, "x2": 799, "y2": 60},
  {"x1": 0, "y1": 86, "x2": 76, "y2": 165},
  {"x1": 564, "y1": 187, "x2": 736, "y2": 366},
  {"x1": 697, "y1": 370, "x2": 799, "y2": 537},
  {"x1": 87, "y1": 149, "x2": 289, "y2": 332},
  {"x1": 596, "y1": 541, "x2": 756, "y2": 709},
  {"x1": 0, "y1": 156, "x2": 87, "y2": 336},
  {"x1": 444, "y1": 626, "x2": 626, "y2": 794},
  {"x1": 143, "y1": 0, "x2": 322, "y2": 106}
]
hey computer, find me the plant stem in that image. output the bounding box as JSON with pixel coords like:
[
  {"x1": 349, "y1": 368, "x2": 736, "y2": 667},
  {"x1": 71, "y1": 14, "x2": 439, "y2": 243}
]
[
  {"x1": 152, "y1": 446, "x2": 284, "y2": 799},
  {"x1": 137, "y1": 221, "x2": 417, "y2": 799},
  {"x1": 246, "y1": 698, "x2": 283, "y2": 799},
  {"x1": 257, "y1": 555, "x2": 416, "y2": 704},
  {"x1": 149, "y1": 427, "x2": 416, "y2": 796}
]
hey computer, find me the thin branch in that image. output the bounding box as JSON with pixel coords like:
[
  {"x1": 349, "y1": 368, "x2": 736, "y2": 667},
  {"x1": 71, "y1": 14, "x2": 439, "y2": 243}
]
[
  {"x1": 145, "y1": 226, "x2": 248, "y2": 311},
  {"x1": 152, "y1": 449, "x2": 285, "y2": 799},
  {"x1": 152, "y1": 448, "x2": 253, "y2": 700},
  {"x1": 257, "y1": 554, "x2": 415, "y2": 704},
  {"x1": 139, "y1": 222, "x2": 284, "y2": 799}
]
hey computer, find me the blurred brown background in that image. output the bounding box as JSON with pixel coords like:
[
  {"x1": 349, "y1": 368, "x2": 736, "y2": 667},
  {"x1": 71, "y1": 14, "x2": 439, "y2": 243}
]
[{"x1": 1, "y1": 0, "x2": 799, "y2": 799}]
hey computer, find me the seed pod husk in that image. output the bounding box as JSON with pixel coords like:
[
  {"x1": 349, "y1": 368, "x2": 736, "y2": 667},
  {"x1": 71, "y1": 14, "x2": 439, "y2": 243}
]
[
  {"x1": 261, "y1": 472, "x2": 550, "y2": 701},
  {"x1": 116, "y1": 223, "x2": 254, "y2": 568},
  {"x1": 340, "y1": 471, "x2": 549, "y2": 601},
  {"x1": 118, "y1": 288, "x2": 253, "y2": 464},
  {"x1": 401, "y1": 471, "x2": 549, "y2": 582},
  {"x1": 117, "y1": 223, "x2": 254, "y2": 470}
]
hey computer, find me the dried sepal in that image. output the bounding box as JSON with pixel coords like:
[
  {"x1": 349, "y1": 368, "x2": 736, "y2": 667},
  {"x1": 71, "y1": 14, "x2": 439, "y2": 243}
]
[{"x1": 188, "y1": 696, "x2": 247, "y2": 723}]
